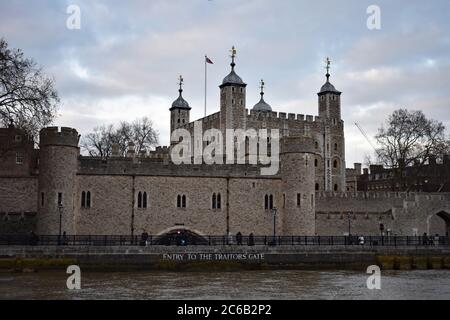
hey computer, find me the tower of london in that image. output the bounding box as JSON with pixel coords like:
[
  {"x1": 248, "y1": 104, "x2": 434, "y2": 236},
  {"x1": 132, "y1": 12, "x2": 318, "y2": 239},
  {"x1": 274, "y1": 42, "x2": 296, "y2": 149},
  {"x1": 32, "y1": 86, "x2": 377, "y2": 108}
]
[{"x1": 0, "y1": 49, "x2": 449, "y2": 239}]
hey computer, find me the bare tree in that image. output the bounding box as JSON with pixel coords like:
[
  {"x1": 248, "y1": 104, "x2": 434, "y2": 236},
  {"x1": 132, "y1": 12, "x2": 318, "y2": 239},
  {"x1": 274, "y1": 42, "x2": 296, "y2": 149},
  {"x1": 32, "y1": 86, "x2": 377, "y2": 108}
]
[
  {"x1": 130, "y1": 117, "x2": 158, "y2": 155},
  {"x1": 80, "y1": 125, "x2": 115, "y2": 158},
  {"x1": 80, "y1": 118, "x2": 159, "y2": 158},
  {"x1": 0, "y1": 38, "x2": 59, "y2": 138},
  {"x1": 375, "y1": 109, "x2": 448, "y2": 189}
]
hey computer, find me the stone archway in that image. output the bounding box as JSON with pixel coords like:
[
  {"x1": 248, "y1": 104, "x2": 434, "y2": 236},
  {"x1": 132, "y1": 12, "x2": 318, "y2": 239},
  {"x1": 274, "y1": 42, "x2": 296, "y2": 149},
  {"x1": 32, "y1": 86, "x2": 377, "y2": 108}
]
[
  {"x1": 153, "y1": 226, "x2": 209, "y2": 245},
  {"x1": 427, "y1": 211, "x2": 450, "y2": 236}
]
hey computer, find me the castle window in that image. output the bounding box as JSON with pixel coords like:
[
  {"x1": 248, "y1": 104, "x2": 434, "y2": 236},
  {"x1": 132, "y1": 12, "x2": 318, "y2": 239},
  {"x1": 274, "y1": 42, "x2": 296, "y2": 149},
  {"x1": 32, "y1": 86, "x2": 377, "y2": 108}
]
[
  {"x1": 240, "y1": 99, "x2": 243, "y2": 106},
  {"x1": 58, "y1": 193, "x2": 63, "y2": 206},
  {"x1": 297, "y1": 193, "x2": 301, "y2": 207},
  {"x1": 143, "y1": 192, "x2": 147, "y2": 208},
  {"x1": 315, "y1": 158, "x2": 318, "y2": 167},
  {"x1": 41, "y1": 192, "x2": 45, "y2": 207},
  {"x1": 212, "y1": 193, "x2": 216, "y2": 209},
  {"x1": 15, "y1": 152, "x2": 24, "y2": 165},
  {"x1": 86, "y1": 191, "x2": 91, "y2": 208},
  {"x1": 311, "y1": 194, "x2": 314, "y2": 207},
  {"x1": 217, "y1": 193, "x2": 221, "y2": 209},
  {"x1": 138, "y1": 192, "x2": 142, "y2": 208},
  {"x1": 334, "y1": 143, "x2": 338, "y2": 151},
  {"x1": 265, "y1": 194, "x2": 274, "y2": 210},
  {"x1": 240, "y1": 88, "x2": 243, "y2": 93},
  {"x1": 315, "y1": 141, "x2": 319, "y2": 149},
  {"x1": 334, "y1": 184, "x2": 338, "y2": 191},
  {"x1": 232, "y1": 99, "x2": 235, "y2": 105},
  {"x1": 81, "y1": 191, "x2": 91, "y2": 208},
  {"x1": 315, "y1": 183, "x2": 319, "y2": 191},
  {"x1": 282, "y1": 194, "x2": 286, "y2": 209},
  {"x1": 182, "y1": 195, "x2": 186, "y2": 208},
  {"x1": 177, "y1": 119, "x2": 180, "y2": 124},
  {"x1": 177, "y1": 195, "x2": 181, "y2": 208},
  {"x1": 232, "y1": 87, "x2": 235, "y2": 93},
  {"x1": 252, "y1": 182, "x2": 256, "y2": 188},
  {"x1": 333, "y1": 160, "x2": 338, "y2": 169}
]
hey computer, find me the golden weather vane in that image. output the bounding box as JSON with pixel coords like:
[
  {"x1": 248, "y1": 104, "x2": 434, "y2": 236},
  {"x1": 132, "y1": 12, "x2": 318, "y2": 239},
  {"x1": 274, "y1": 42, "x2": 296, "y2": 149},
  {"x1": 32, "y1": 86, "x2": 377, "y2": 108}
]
[
  {"x1": 178, "y1": 75, "x2": 184, "y2": 90},
  {"x1": 325, "y1": 57, "x2": 331, "y2": 74},
  {"x1": 260, "y1": 79, "x2": 265, "y2": 93}
]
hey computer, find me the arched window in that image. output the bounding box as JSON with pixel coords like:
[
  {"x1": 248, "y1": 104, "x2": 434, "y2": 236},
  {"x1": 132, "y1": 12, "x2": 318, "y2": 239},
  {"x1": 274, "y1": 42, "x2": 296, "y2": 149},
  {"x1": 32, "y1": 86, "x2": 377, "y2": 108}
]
[
  {"x1": 86, "y1": 191, "x2": 91, "y2": 208},
  {"x1": 81, "y1": 191, "x2": 86, "y2": 208},
  {"x1": 217, "y1": 193, "x2": 221, "y2": 209},
  {"x1": 143, "y1": 192, "x2": 147, "y2": 209},
  {"x1": 315, "y1": 158, "x2": 318, "y2": 167},
  {"x1": 315, "y1": 183, "x2": 319, "y2": 191},
  {"x1": 212, "y1": 193, "x2": 217, "y2": 209},
  {"x1": 138, "y1": 192, "x2": 142, "y2": 208},
  {"x1": 264, "y1": 194, "x2": 269, "y2": 210},
  {"x1": 334, "y1": 184, "x2": 338, "y2": 191},
  {"x1": 297, "y1": 193, "x2": 301, "y2": 207},
  {"x1": 182, "y1": 195, "x2": 186, "y2": 208},
  {"x1": 269, "y1": 194, "x2": 274, "y2": 210},
  {"x1": 334, "y1": 143, "x2": 338, "y2": 151},
  {"x1": 315, "y1": 141, "x2": 319, "y2": 149},
  {"x1": 333, "y1": 160, "x2": 338, "y2": 169},
  {"x1": 177, "y1": 195, "x2": 181, "y2": 208}
]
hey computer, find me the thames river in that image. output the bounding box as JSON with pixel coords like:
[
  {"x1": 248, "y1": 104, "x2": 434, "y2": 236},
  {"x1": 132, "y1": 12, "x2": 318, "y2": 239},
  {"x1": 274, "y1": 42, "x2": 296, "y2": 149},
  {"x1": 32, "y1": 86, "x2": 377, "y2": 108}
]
[{"x1": 0, "y1": 270, "x2": 449, "y2": 300}]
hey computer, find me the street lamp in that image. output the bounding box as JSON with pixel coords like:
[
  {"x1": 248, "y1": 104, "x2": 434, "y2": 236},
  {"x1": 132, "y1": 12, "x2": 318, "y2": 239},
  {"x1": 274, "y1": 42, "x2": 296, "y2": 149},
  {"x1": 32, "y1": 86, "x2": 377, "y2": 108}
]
[
  {"x1": 347, "y1": 212, "x2": 352, "y2": 236},
  {"x1": 58, "y1": 204, "x2": 63, "y2": 244},
  {"x1": 271, "y1": 207, "x2": 277, "y2": 245}
]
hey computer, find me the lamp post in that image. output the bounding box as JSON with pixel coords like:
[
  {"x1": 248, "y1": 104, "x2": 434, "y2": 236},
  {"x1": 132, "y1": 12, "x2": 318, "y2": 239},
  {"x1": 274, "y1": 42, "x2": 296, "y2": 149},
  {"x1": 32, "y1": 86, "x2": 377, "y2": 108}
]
[
  {"x1": 347, "y1": 212, "x2": 352, "y2": 236},
  {"x1": 272, "y1": 207, "x2": 277, "y2": 245},
  {"x1": 58, "y1": 204, "x2": 63, "y2": 244}
]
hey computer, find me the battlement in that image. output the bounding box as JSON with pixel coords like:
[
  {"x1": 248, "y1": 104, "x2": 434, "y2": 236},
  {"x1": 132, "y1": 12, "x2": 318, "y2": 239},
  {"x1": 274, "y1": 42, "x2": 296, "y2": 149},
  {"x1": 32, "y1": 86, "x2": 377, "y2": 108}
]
[
  {"x1": 246, "y1": 109, "x2": 326, "y2": 124},
  {"x1": 316, "y1": 191, "x2": 450, "y2": 202},
  {"x1": 39, "y1": 126, "x2": 79, "y2": 148}
]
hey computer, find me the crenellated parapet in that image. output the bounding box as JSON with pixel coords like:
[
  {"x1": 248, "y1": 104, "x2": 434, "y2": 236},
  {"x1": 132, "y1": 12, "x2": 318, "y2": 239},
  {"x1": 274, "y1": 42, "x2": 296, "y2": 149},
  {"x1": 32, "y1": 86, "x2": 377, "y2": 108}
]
[{"x1": 39, "y1": 127, "x2": 80, "y2": 148}]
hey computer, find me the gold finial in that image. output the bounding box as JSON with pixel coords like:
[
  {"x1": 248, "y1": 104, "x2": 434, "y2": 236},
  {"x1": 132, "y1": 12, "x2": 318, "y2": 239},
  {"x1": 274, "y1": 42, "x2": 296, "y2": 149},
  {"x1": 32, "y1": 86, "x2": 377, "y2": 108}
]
[
  {"x1": 325, "y1": 57, "x2": 331, "y2": 74},
  {"x1": 178, "y1": 75, "x2": 184, "y2": 92},
  {"x1": 230, "y1": 46, "x2": 237, "y2": 59},
  {"x1": 230, "y1": 46, "x2": 237, "y2": 68}
]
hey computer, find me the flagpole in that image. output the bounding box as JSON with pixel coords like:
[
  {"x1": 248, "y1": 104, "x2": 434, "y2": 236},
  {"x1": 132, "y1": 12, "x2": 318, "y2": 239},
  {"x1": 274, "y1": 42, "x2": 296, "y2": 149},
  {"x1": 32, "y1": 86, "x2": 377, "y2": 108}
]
[{"x1": 204, "y1": 55, "x2": 207, "y2": 117}]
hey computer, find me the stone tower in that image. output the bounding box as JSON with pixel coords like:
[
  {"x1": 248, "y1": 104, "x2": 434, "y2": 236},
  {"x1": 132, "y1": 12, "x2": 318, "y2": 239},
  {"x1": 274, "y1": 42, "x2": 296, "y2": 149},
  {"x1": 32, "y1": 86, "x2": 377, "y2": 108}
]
[
  {"x1": 280, "y1": 136, "x2": 316, "y2": 235},
  {"x1": 316, "y1": 58, "x2": 345, "y2": 192},
  {"x1": 37, "y1": 127, "x2": 79, "y2": 235},
  {"x1": 219, "y1": 46, "x2": 247, "y2": 145},
  {"x1": 169, "y1": 75, "x2": 191, "y2": 135}
]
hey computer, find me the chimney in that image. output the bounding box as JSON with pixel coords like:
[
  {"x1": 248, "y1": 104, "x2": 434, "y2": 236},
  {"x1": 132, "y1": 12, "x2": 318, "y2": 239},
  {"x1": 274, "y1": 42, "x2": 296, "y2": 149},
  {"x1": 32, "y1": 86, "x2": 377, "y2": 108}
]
[
  {"x1": 111, "y1": 143, "x2": 120, "y2": 157},
  {"x1": 363, "y1": 168, "x2": 369, "y2": 175},
  {"x1": 126, "y1": 142, "x2": 135, "y2": 158},
  {"x1": 428, "y1": 155, "x2": 436, "y2": 166},
  {"x1": 444, "y1": 154, "x2": 450, "y2": 165},
  {"x1": 354, "y1": 163, "x2": 362, "y2": 175}
]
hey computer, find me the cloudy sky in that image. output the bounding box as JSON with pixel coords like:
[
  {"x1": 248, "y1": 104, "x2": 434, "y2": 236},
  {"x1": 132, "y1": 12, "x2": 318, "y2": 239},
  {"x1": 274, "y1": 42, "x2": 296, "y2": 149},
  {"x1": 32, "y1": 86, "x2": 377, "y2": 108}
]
[{"x1": 1, "y1": 0, "x2": 449, "y2": 166}]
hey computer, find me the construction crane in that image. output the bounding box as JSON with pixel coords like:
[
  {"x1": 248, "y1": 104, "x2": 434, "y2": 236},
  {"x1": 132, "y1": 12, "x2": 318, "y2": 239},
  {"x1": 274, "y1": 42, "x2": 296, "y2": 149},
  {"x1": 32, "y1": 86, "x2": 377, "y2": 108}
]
[{"x1": 354, "y1": 122, "x2": 381, "y2": 159}]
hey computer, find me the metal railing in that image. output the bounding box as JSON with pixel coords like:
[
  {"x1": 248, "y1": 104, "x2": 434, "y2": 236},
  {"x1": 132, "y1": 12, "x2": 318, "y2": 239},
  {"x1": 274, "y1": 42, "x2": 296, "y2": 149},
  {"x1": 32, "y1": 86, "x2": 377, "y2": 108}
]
[{"x1": 0, "y1": 234, "x2": 449, "y2": 247}]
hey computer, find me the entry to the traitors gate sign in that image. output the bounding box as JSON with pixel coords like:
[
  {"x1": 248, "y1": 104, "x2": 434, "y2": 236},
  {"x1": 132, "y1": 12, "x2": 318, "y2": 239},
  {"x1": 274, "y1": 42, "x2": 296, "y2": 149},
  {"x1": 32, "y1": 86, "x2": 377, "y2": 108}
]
[{"x1": 162, "y1": 253, "x2": 265, "y2": 261}]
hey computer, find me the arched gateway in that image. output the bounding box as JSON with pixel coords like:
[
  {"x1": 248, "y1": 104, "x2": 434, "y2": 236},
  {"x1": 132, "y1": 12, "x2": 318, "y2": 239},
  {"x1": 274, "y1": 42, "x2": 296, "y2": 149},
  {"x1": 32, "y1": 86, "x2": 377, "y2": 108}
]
[
  {"x1": 153, "y1": 226, "x2": 209, "y2": 245},
  {"x1": 428, "y1": 211, "x2": 450, "y2": 236}
]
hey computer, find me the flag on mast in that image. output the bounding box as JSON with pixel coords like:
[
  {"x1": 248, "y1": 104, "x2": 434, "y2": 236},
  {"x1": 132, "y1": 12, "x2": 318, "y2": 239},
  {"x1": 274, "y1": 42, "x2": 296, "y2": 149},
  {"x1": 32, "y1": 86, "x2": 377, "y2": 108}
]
[
  {"x1": 205, "y1": 56, "x2": 214, "y2": 64},
  {"x1": 204, "y1": 55, "x2": 213, "y2": 117}
]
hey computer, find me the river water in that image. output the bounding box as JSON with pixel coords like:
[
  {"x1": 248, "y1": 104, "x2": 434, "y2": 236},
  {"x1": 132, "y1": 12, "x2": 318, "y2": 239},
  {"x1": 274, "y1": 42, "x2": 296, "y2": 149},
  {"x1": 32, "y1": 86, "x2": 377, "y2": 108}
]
[{"x1": 0, "y1": 270, "x2": 449, "y2": 300}]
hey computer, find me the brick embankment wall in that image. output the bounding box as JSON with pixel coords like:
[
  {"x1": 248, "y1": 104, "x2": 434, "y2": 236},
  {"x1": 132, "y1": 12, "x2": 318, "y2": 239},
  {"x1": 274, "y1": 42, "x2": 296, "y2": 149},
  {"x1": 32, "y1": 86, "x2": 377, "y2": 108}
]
[{"x1": 0, "y1": 245, "x2": 449, "y2": 272}]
